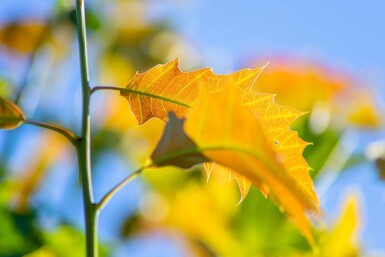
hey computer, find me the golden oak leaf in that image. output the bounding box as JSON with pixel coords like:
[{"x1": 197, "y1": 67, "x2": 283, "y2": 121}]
[
  {"x1": 122, "y1": 59, "x2": 267, "y2": 199},
  {"x1": 0, "y1": 97, "x2": 25, "y2": 130},
  {"x1": 124, "y1": 60, "x2": 319, "y2": 240}
]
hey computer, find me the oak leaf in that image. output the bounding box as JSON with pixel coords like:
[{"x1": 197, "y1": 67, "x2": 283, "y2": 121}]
[
  {"x1": 0, "y1": 97, "x2": 25, "y2": 130},
  {"x1": 122, "y1": 60, "x2": 267, "y2": 198},
  {"x1": 123, "y1": 60, "x2": 319, "y2": 240}
]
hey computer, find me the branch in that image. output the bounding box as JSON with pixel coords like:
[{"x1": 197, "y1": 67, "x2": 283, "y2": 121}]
[
  {"x1": 75, "y1": 0, "x2": 97, "y2": 256},
  {"x1": 96, "y1": 165, "x2": 150, "y2": 212},
  {"x1": 23, "y1": 119, "x2": 78, "y2": 146},
  {"x1": 90, "y1": 86, "x2": 122, "y2": 95}
]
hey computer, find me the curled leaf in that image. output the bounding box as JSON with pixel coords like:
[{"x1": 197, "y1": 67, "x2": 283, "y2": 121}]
[
  {"x1": 151, "y1": 112, "x2": 209, "y2": 168},
  {"x1": 0, "y1": 97, "x2": 25, "y2": 130}
]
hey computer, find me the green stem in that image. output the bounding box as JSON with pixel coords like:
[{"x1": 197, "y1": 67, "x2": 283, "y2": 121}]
[
  {"x1": 96, "y1": 143, "x2": 289, "y2": 212},
  {"x1": 90, "y1": 86, "x2": 122, "y2": 95},
  {"x1": 75, "y1": 0, "x2": 98, "y2": 256},
  {"x1": 96, "y1": 166, "x2": 148, "y2": 212},
  {"x1": 23, "y1": 119, "x2": 78, "y2": 146},
  {"x1": 76, "y1": 145, "x2": 98, "y2": 257}
]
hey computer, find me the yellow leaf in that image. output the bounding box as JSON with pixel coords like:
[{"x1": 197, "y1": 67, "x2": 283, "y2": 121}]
[
  {"x1": 202, "y1": 65, "x2": 317, "y2": 204},
  {"x1": 228, "y1": 169, "x2": 252, "y2": 204},
  {"x1": 150, "y1": 91, "x2": 318, "y2": 241},
  {"x1": 121, "y1": 59, "x2": 211, "y2": 124},
  {"x1": 241, "y1": 92, "x2": 318, "y2": 207},
  {"x1": 204, "y1": 67, "x2": 318, "y2": 204},
  {"x1": 0, "y1": 97, "x2": 25, "y2": 130},
  {"x1": 165, "y1": 177, "x2": 242, "y2": 257},
  {"x1": 127, "y1": 60, "x2": 319, "y2": 241},
  {"x1": 122, "y1": 60, "x2": 267, "y2": 198},
  {"x1": 320, "y1": 196, "x2": 360, "y2": 257},
  {"x1": 205, "y1": 163, "x2": 260, "y2": 203},
  {"x1": 184, "y1": 86, "x2": 318, "y2": 242},
  {"x1": 0, "y1": 21, "x2": 46, "y2": 54}
]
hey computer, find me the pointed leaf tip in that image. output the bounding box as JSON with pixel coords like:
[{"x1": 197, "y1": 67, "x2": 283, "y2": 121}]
[{"x1": 203, "y1": 162, "x2": 214, "y2": 182}]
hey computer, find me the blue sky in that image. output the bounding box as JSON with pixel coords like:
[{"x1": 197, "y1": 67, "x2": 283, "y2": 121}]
[{"x1": 162, "y1": 0, "x2": 385, "y2": 77}]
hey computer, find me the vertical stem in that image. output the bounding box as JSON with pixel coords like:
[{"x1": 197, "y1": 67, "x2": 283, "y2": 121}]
[{"x1": 75, "y1": 0, "x2": 98, "y2": 256}]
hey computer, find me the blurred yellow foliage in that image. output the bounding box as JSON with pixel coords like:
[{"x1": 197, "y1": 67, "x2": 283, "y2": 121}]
[
  {"x1": 253, "y1": 60, "x2": 346, "y2": 112},
  {"x1": 342, "y1": 91, "x2": 382, "y2": 128},
  {"x1": 163, "y1": 167, "x2": 241, "y2": 257},
  {"x1": 98, "y1": 53, "x2": 136, "y2": 88},
  {"x1": 319, "y1": 196, "x2": 360, "y2": 257},
  {"x1": 252, "y1": 58, "x2": 382, "y2": 129},
  {"x1": 0, "y1": 21, "x2": 47, "y2": 54}
]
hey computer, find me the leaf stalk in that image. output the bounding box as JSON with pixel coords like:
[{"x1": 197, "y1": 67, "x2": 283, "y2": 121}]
[
  {"x1": 90, "y1": 86, "x2": 192, "y2": 108},
  {"x1": 96, "y1": 166, "x2": 148, "y2": 212},
  {"x1": 23, "y1": 119, "x2": 78, "y2": 146}
]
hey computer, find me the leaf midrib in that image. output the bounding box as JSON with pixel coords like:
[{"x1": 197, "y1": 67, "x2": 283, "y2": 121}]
[
  {"x1": 152, "y1": 144, "x2": 276, "y2": 175},
  {"x1": 121, "y1": 88, "x2": 192, "y2": 108}
]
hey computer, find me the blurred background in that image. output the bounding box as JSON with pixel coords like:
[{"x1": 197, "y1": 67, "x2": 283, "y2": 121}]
[{"x1": 0, "y1": 0, "x2": 384, "y2": 256}]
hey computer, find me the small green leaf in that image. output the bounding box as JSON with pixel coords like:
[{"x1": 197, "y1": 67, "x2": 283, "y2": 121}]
[{"x1": 0, "y1": 97, "x2": 25, "y2": 130}]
